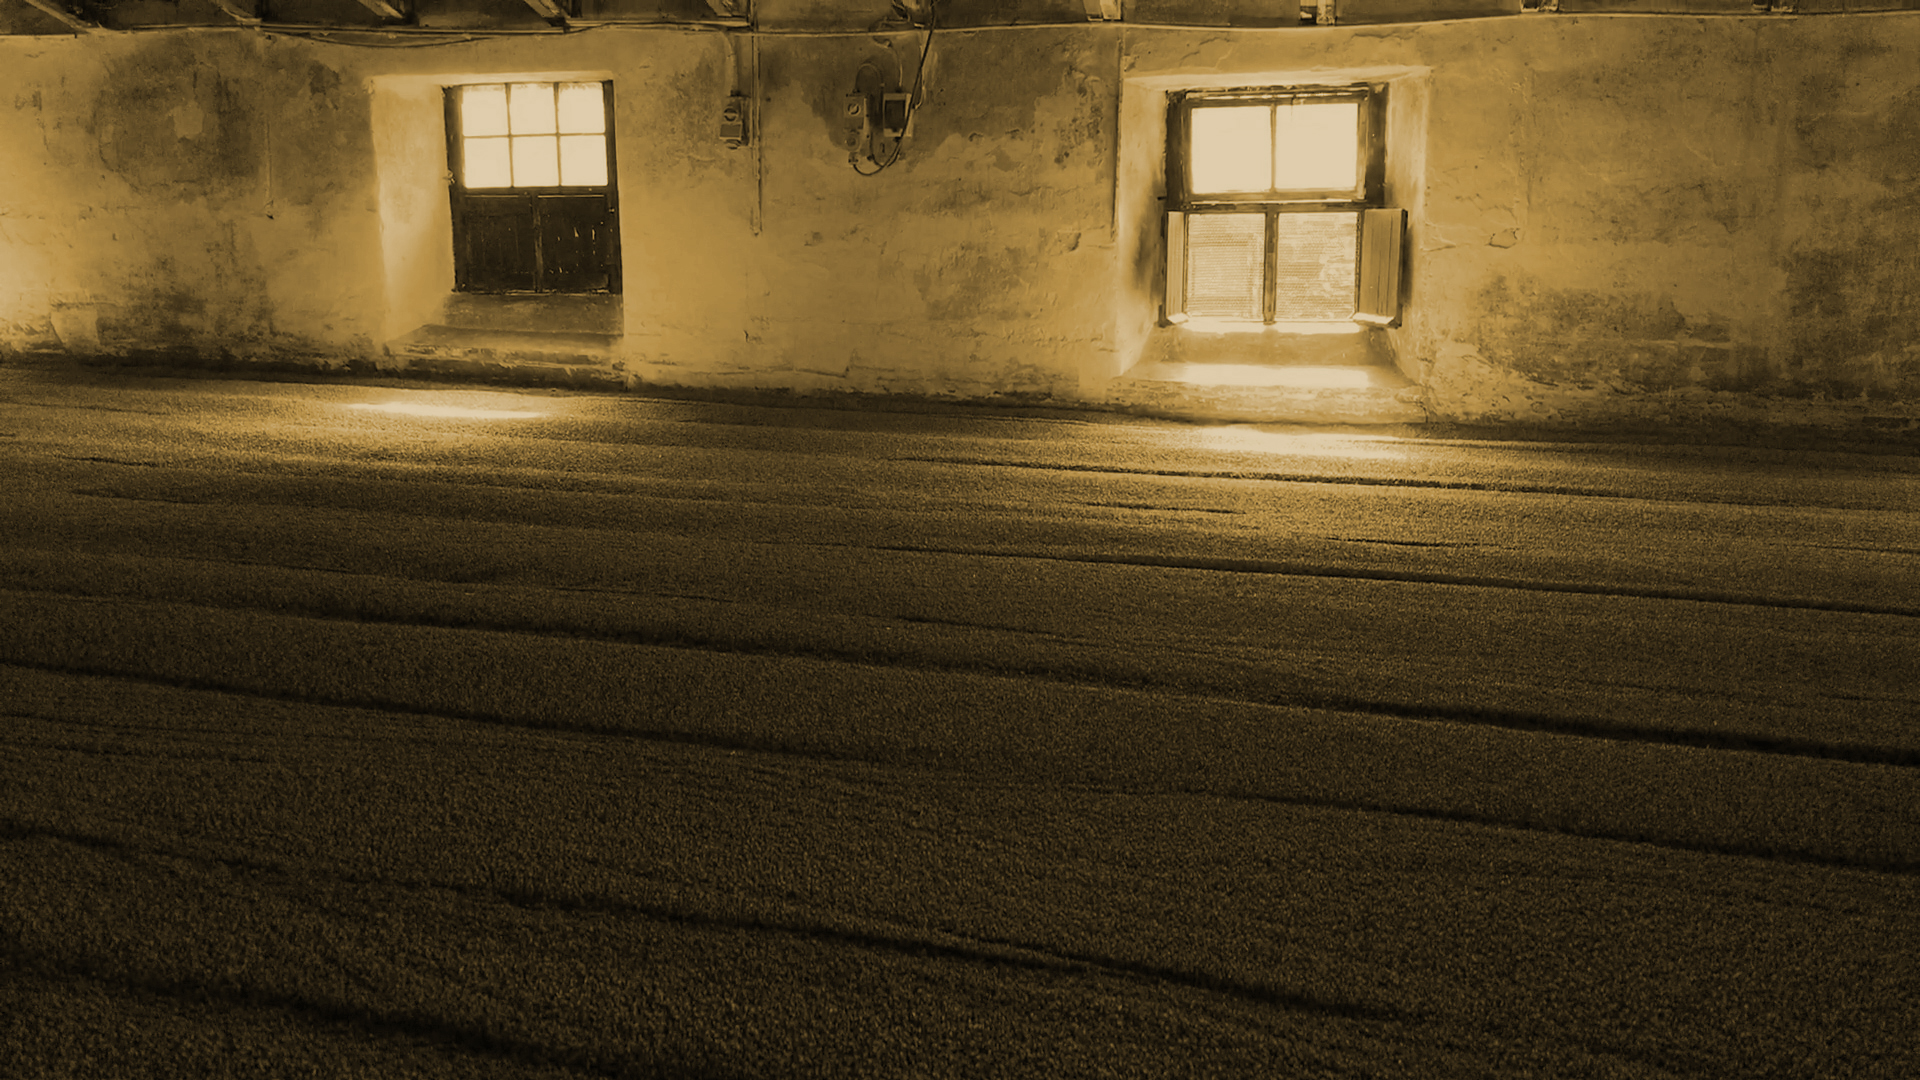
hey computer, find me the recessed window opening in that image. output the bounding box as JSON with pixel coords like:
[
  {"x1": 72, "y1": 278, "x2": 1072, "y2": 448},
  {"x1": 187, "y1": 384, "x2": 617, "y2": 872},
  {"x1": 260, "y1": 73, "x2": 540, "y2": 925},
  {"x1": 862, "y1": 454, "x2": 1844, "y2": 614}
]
[
  {"x1": 1166, "y1": 86, "x2": 1401, "y2": 328},
  {"x1": 445, "y1": 81, "x2": 621, "y2": 295}
]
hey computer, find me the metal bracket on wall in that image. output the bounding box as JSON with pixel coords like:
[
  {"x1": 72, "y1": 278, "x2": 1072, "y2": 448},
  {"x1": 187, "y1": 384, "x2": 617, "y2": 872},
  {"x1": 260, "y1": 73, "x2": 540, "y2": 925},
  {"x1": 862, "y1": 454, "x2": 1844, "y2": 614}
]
[
  {"x1": 721, "y1": 93, "x2": 748, "y2": 148},
  {"x1": 843, "y1": 92, "x2": 872, "y2": 164}
]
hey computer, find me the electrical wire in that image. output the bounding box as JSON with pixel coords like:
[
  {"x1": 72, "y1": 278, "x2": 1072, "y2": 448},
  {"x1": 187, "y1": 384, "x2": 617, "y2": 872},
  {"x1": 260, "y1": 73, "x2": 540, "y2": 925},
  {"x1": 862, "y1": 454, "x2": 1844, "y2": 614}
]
[{"x1": 850, "y1": 0, "x2": 938, "y2": 176}]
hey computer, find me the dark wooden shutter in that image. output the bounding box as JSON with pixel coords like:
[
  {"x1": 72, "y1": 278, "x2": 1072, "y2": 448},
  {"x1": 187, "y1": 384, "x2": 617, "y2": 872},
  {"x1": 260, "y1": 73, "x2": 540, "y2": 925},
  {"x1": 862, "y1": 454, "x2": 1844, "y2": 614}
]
[
  {"x1": 1353, "y1": 208, "x2": 1407, "y2": 326},
  {"x1": 454, "y1": 194, "x2": 539, "y2": 293},
  {"x1": 536, "y1": 195, "x2": 615, "y2": 293}
]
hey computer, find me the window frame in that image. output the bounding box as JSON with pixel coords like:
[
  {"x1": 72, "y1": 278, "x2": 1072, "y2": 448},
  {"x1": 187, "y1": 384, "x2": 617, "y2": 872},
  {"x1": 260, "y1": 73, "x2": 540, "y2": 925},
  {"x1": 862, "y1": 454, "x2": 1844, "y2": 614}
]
[
  {"x1": 1164, "y1": 85, "x2": 1390, "y2": 326},
  {"x1": 1167, "y1": 85, "x2": 1387, "y2": 213},
  {"x1": 443, "y1": 80, "x2": 622, "y2": 296}
]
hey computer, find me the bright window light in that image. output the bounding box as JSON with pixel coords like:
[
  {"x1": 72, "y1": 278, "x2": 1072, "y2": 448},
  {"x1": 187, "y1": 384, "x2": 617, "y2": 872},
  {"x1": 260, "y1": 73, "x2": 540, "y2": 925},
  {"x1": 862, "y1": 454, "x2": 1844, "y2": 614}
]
[
  {"x1": 1185, "y1": 213, "x2": 1267, "y2": 319},
  {"x1": 460, "y1": 82, "x2": 608, "y2": 190},
  {"x1": 460, "y1": 83, "x2": 508, "y2": 137},
  {"x1": 559, "y1": 135, "x2": 608, "y2": 186},
  {"x1": 1190, "y1": 99, "x2": 1360, "y2": 196},
  {"x1": 1190, "y1": 106, "x2": 1273, "y2": 193},
  {"x1": 1171, "y1": 87, "x2": 1380, "y2": 326},
  {"x1": 462, "y1": 136, "x2": 512, "y2": 188},
  {"x1": 511, "y1": 136, "x2": 560, "y2": 187},
  {"x1": 507, "y1": 83, "x2": 557, "y2": 135},
  {"x1": 1275, "y1": 101, "x2": 1359, "y2": 190},
  {"x1": 557, "y1": 82, "x2": 607, "y2": 133}
]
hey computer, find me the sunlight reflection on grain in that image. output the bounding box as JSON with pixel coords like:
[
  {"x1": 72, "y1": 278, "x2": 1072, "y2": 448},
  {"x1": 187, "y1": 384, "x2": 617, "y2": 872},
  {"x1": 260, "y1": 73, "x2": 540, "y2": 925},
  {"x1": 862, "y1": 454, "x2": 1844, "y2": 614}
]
[{"x1": 348, "y1": 402, "x2": 547, "y2": 420}]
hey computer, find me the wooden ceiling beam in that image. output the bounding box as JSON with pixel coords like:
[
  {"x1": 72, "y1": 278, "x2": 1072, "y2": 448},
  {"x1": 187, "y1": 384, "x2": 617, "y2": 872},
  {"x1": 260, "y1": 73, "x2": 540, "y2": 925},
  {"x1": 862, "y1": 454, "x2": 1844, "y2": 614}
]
[
  {"x1": 205, "y1": 0, "x2": 262, "y2": 22},
  {"x1": 521, "y1": 0, "x2": 567, "y2": 22},
  {"x1": 18, "y1": 0, "x2": 101, "y2": 30},
  {"x1": 351, "y1": 0, "x2": 407, "y2": 20}
]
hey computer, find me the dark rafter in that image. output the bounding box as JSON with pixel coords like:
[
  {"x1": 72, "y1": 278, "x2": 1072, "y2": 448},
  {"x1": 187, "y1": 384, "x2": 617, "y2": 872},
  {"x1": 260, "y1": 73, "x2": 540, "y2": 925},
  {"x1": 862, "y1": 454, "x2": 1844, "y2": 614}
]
[
  {"x1": 19, "y1": 0, "x2": 100, "y2": 30},
  {"x1": 521, "y1": 0, "x2": 567, "y2": 22},
  {"x1": 352, "y1": 0, "x2": 407, "y2": 20}
]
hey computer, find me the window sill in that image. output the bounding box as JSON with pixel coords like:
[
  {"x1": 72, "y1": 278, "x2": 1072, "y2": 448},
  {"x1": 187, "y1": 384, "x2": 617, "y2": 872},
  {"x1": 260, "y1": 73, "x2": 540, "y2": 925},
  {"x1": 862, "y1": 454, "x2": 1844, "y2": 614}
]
[
  {"x1": 1169, "y1": 317, "x2": 1364, "y2": 336},
  {"x1": 442, "y1": 292, "x2": 623, "y2": 337},
  {"x1": 1143, "y1": 320, "x2": 1390, "y2": 368}
]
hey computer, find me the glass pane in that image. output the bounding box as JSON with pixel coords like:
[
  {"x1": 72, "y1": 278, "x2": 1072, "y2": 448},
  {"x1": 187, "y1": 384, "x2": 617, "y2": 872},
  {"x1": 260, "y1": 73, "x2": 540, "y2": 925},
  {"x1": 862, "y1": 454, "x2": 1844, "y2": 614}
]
[
  {"x1": 1189, "y1": 106, "x2": 1272, "y2": 194},
  {"x1": 462, "y1": 136, "x2": 511, "y2": 188},
  {"x1": 508, "y1": 82, "x2": 557, "y2": 135},
  {"x1": 511, "y1": 135, "x2": 559, "y2": 187},
  {"x1": 1272, "y1": 212, "x2": 1358, "y2": 320},
  {"x1": 557, "y1": 82, "x2": 606, "y2": 134},
  {"x1": 559, "y1": 135, "x2": 608, "y2": 186},
  {"x1": 1275, "y1": 101, "x2": 1360, "y2": 192},
  {"x1": 1184, "y1": 213, "x2": 1266, "y2": 320},
  {"x1": 460, "y1": 84, "x2": 508, "y2": 138}
]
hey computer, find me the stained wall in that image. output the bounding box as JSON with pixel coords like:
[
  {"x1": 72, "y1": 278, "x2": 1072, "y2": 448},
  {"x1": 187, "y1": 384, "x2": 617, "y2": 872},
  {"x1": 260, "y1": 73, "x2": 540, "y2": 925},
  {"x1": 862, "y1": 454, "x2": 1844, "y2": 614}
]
[{"x1": 2, "y1": 12, "x2": 1917, "y2": 428}]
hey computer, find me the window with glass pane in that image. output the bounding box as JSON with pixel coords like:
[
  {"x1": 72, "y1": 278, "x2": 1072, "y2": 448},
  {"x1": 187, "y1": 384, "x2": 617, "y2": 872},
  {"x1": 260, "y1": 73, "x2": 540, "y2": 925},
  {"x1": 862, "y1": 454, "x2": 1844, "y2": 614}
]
[
  {"x1": 1167, "y1": 86, "x2": 1385, "y2": 324},
  {"x1": 446, "y1": 81, "x2": 619, "y2": 295},
  {"x1": 1272, "y1": 212, "x2": 1359, "y2": 320},
  {"x1": 458, "y1": 82, "x2": 609, "y2": 189},
  {"x1": 1185, "y1": 214, "x2": 1266, "y2": 319},
  {"x1": 1187, "y1": 98, "x2": 1362, "y2": 201}
]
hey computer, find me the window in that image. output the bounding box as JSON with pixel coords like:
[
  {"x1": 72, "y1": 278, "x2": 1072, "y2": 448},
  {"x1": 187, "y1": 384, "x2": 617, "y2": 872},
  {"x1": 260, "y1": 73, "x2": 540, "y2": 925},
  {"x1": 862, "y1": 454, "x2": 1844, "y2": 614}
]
[
  {"x1": 444, "y1": 81, "x2": 621, "y2": 294},
  {"x1": 1165, "y1": 86, "x2": 1402, "y2": 326}
]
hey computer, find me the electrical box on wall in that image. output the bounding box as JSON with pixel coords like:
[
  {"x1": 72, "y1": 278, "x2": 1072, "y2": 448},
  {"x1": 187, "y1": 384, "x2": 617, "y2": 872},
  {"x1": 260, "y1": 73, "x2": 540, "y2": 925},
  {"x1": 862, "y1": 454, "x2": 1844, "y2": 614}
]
[
  {"x1": 720, "y1": 93, "x2": 748, "y2": 148},
  {"x1": 879, "y1": 93, "x2": 912, "y2": 139},
  {"x1": 842, "y1": 92, "x2": 871, "y2": 161}
]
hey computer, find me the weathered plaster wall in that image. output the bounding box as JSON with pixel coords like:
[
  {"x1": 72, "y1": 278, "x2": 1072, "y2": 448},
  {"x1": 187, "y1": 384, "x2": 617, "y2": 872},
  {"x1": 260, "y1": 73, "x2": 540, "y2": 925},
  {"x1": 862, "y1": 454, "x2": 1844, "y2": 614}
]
[
  {"x1": 1, "y1": 32, "x2": 385, "y2": 363},
  {"x1": 1121, "y1": 15, "x2": 1920, "y2": 427},
  {"x1": 1775, "y1": 18, "x2": 1920, "y2": 402},
  {"x1": 741, "y1": 29, "x2": 1119, "y2": 397},
  {"x1": 1399, "y1": 15, "x2": 1920, "y2": 426},
  {"x1": 3, "y1": 14, "x2": 1918, "y2": 427},
  {"x1": 1403, "y1": 16, "x2": 1797, "y2": 424},
  {"x1": 2, "y1": 25, "x2": 1117, "y2": 397}
]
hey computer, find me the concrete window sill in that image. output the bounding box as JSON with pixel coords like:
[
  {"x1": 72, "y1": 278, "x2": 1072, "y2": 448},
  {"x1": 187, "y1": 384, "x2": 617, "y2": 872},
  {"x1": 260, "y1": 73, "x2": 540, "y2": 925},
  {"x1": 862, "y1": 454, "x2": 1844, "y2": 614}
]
[
  {"x1": 1142, "y1": 320, "x2": 1391, "y2": 368},
  {"x1": 440, "y1": 292, "x2": 623, "y2": 337}
]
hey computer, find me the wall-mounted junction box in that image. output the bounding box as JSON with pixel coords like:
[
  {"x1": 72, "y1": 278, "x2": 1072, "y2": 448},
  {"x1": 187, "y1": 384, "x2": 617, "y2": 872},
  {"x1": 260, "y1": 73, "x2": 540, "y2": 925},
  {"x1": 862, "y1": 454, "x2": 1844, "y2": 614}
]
[
  {"x1": 879, "y1": 93, "x2": 912, "y2": 139},
  {"x1": 843, "y1": 92, "x2": 870, "y2": 160}
]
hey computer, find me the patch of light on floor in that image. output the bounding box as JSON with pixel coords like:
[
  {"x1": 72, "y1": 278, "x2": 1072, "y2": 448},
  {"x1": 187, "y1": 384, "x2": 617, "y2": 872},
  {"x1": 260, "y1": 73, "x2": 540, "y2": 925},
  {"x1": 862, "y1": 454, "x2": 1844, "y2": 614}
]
[
  {"x1": 347, "y1": 401, "x2": 547, "y2": 420},
  {"x1": 1191, "y1": 426, "x2": 1408, "y2": 460}
]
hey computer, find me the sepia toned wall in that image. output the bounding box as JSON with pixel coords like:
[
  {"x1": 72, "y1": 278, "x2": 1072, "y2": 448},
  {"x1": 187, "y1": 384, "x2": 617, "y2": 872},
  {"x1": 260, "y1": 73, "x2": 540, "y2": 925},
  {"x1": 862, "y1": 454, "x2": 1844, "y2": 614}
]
[{"x1": 1, "y1": 12, "x2": 1916, "y2": 427}]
